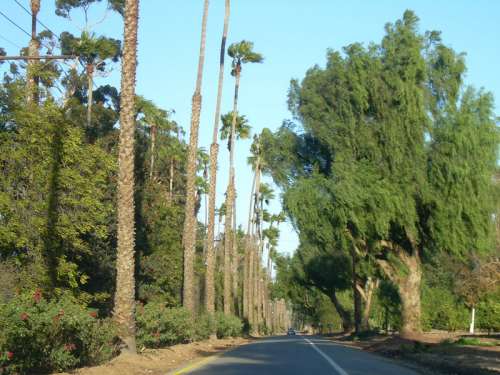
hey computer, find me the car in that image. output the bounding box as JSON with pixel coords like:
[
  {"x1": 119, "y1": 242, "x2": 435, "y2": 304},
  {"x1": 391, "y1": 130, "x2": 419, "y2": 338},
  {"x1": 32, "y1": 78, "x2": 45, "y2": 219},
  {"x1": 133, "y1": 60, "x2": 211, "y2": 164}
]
[{"x1": 287, "y1": 328, "x2": 296, "y2": 336}]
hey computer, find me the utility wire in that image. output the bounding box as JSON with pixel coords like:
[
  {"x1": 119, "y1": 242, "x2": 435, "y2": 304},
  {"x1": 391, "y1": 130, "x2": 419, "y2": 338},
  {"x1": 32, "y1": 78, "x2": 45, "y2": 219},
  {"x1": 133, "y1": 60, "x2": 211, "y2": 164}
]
[
  {"x1": 0, "y1": 33, "x2": 21, "y2": 49},
  {"x1": 12, "y1": 0, "x2": 57, "y2": 36},
  {"x1": 0, "y1": 9, "x2": 31, "y2": 38}
]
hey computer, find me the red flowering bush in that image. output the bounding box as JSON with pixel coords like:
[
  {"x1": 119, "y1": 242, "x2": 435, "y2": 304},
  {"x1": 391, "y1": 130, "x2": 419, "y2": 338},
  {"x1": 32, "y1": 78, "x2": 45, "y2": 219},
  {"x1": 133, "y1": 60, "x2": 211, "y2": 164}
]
[{"x1": 0, "y1": 292, "x2": 118, "y2": 374}]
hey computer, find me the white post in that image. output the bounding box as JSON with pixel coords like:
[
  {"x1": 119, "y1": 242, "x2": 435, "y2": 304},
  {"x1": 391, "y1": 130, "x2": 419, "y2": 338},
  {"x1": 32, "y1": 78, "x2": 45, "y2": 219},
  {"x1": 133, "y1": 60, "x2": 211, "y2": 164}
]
[{"x1": 469, "y1": 307, "x2": 475, "y2": 334}]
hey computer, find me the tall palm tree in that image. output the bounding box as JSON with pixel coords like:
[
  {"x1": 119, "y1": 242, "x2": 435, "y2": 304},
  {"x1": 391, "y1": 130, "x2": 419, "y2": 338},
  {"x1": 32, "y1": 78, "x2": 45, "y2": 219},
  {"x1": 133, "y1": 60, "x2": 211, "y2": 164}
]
[
  {"x1": 205, "y1": 0, "x2": 230, "y2": 316},
  {"x1": 182, "y1": 0, "x2": 209, "y2": 313},
  {"x1": 27, "y1": 0, "x2": 40, "y2": 104},
  {"x1": 244, "y1": 134, "x2": 260, "y2": 320},
  {"x1": 113, "y1": 0, "x2": 140, "y2": 355},
  {"x1": 254, "y1": 183, "x2": 274, "y2": 328},
  {"x1": 220, "y1": 111, "x2": 251, "y2": 314},
  {"x1": 223, "y1": 41, "x2": 262, "y2": 314}
]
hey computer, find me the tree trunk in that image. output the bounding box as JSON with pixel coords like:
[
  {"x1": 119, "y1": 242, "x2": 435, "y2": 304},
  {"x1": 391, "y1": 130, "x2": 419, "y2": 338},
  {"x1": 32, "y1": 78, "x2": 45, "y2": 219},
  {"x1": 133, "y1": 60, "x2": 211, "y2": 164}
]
[
  {"x1": 205, "y1": 0, "x2": 230, "y2": 315},
  {"x1": 113, "y1": 0, "x2": 139, "y2": 355},
  {"x1": 378, "y1": 248, "x2": 422, "y2": 338},
  {"x1": 182, "y1": 0, "x2": 209, "y2": 314},
  {"x1": 86, "y1": 64, "x2": 94, "y2": 131},
  {"x1": 232, "y1": 198, "x2": 239, "y2": 314},
  {"x1": 330, "y1": 291, "x2": 354, "y2": 333},
  {"x1": 27, "y1": 0, "x2": 40, "y2": 105},
  {"x1": 223, "y1": 179, "x2": 234, "y2": 314},
  {"x1": 360, "y1": 278, "x2": 378, "y2": 331},
  {"x1": 223, "y1": 55, "x2": 241, "y2": 315},
  {"x1": 351, "y1": 251, "x2": 362, "y2": 333}
]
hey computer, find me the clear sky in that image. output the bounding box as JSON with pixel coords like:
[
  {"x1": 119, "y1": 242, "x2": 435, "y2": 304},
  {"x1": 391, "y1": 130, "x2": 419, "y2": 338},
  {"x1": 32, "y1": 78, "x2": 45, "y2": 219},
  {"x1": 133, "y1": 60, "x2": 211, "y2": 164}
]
[{"x1": 1, "y1": 0, "x2": 499, "y2": 257}]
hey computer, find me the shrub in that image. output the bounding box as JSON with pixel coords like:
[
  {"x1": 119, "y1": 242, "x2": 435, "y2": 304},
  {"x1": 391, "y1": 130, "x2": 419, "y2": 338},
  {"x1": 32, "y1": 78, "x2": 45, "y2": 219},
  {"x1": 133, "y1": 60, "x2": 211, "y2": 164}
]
[
  {"x1": 193, "y1": 313, "x2": 216, "y2": 341},
  {"x1": 476, "y1": 294, "x2": 500, "y2": 333},
  {"x1": 136, "y1": 303, "x2": 194, "y2": 348},
  {"x1": 0, "y1": 291, "x2": 117, "y2": 374},
  {"x1": 214, "y1": 312, "x2": 243, "y2": 338}
]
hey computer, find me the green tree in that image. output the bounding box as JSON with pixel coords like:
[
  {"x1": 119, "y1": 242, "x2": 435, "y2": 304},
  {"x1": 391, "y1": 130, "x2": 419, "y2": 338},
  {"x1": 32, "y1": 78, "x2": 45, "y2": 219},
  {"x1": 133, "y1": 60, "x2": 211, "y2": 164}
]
[
  {"x1": 59, "y1": 31, "x2": 121, "y2": 135},
  {"x1": 263, "y1": 11, "x2": 498, "y2": 337}
]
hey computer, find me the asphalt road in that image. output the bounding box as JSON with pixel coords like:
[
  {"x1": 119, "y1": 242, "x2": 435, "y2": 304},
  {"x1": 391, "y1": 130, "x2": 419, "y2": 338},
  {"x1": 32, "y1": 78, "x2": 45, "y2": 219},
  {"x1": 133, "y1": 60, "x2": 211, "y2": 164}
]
[{"x1": 185, "y1": 335, "x2": 420, "y2": 375}]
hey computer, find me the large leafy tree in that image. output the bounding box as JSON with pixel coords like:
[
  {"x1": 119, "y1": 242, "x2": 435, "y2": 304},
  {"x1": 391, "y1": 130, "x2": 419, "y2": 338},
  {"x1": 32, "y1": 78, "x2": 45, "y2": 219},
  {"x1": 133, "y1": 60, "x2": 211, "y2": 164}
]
[
  {"x1": 113, "y1": 0, "x2": 140, "y2": 354},
  {"x1": 263, "y1": 11, "x2": 498, "y2": 337}
]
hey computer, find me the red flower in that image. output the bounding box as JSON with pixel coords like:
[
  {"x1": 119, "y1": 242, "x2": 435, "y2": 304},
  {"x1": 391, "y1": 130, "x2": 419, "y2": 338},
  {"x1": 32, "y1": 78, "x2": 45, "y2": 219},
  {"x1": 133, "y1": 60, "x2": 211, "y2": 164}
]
[
  {"x1": 6, "y1": 352, "x2": 13, "y2": 360},
  {"x1": 33, "y1": 289, "x2": 42, "y2": 303},
  {"x1": 20, "y1": 312, "x2": 29, "y2": 321},
  {"x1": 89, "y1": 311, "x2": 97, "y2": 318}
]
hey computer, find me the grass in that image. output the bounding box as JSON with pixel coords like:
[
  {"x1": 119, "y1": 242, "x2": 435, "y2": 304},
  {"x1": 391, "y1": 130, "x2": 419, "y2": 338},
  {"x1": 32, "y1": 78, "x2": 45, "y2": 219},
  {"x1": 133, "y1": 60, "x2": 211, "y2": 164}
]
[{"x1": 454, "y1": 337, "x2": 497, "y2": 347}]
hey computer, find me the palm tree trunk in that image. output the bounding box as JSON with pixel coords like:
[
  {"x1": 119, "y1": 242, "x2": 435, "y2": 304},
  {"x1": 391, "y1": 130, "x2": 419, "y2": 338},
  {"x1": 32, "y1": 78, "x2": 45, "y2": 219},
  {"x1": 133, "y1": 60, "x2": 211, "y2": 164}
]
[
  {"x1": 223, "y1": 59, "x2": 241, "y2": 315},
  {"x1": 205, "y1": 0, "x2": 230, "y2": 312},
  {"x1": 27, "y1": 0, "x2": 40, "y2": 105},
  {"x1": 243, "y1": 165, "x2": 257, "y2": 319},
  {"x1": 223, "y1": 179, "x2": 234, "y2": 314},
  {"x1": 113, "y1": 0, "x2": 139, "y2": 355},
  {"x1": 182, "y1": 0, "x2": 209, "y2": 313},
  {"x1": 232, "y1": 197, "x2": 239, "y2": 314}
]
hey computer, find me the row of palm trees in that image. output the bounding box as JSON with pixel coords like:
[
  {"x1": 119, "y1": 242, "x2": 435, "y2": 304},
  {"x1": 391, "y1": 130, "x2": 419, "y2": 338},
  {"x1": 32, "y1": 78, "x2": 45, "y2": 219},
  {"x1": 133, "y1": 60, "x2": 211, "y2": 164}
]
[{"x1": 113, "y1": 0, "x2": 281, "y2": 353}]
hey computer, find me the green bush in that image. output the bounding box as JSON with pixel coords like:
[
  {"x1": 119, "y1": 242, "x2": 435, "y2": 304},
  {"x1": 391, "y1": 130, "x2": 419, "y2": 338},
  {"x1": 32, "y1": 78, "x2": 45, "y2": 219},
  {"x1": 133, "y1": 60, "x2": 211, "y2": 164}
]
[
  {"x1": 0, "y1": 291, "x2": 117, "y2": 374},
  {"x1": 193, "y1": 313, "x2": 216, "y2": 341},
  {"x1": 422, "y1": 285, "x2": 468, "y2": 331},
  {"x1": 136, "y1": 303, "x2": 194, "y2": 348},
  {"x1": 476, "y1": 294, "x2": 500, "y2": 332},
  {"x1": 214, "y1": 312, "x2": 243, "y2": 338}
]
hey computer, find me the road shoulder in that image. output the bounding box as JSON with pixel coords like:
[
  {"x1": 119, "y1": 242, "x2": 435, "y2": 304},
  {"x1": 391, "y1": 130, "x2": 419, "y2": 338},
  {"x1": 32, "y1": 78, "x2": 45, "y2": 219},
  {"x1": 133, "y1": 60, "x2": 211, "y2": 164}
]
[
  {"x1": 54, "y1": 337, "x2": 252, "y2": 375},
  {"x1": 321, "y1": 333, "x2": 500, "y2": 375}
]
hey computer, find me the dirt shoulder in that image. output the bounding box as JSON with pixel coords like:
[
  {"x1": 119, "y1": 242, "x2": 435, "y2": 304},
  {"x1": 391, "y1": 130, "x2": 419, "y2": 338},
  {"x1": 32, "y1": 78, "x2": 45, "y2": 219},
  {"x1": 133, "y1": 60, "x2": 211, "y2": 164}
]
[
  {"x1": 55, "y1": 337, "x2": 252, "y2": 375},
  {"x1": 324, "y1": 332, "x2": 500, "y2": 375}
]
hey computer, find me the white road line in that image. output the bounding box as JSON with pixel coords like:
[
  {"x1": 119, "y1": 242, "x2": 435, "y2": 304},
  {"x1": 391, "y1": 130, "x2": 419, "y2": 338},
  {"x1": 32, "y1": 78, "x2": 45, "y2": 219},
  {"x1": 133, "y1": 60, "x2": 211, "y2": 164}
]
[{"x1": 304, "y1": 338, "x2": 349, "y2": 375}]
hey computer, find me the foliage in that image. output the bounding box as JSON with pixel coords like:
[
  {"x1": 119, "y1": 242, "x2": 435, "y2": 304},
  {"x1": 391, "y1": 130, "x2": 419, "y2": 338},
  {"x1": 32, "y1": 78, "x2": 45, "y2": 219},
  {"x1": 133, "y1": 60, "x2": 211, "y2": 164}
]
[
  {"x1": 135, "y1": 303, "x2": 194, "y2": 349},
  {"x1": 262, "y1": 10, "x2": 499, "y2": 334},
  {"x1": 476, "y1": 292, "x2": 500, "y2": 332},
  {"x1": 0, "y1": 291, "x2": 117, "y2": 374},
  {"x1": 214, "y1": 312, "x2": 243, "y2": 338}
]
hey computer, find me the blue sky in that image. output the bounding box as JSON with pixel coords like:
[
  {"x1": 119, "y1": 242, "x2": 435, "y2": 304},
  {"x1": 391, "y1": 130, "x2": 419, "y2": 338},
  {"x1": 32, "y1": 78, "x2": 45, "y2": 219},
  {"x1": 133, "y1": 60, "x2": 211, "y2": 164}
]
[{"x1": 1, "y1": 0, "x2": 499, "y2": 257}]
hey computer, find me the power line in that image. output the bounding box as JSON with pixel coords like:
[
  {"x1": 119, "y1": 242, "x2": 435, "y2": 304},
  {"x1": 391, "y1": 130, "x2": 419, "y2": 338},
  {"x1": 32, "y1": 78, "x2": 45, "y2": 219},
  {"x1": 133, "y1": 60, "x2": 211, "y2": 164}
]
[
  {"x1": 0, "y1": 33, "x2": 21, "y2": 49},
  {"x1": 12, "y1": 0, "x2": 57, "y2": 36},
  {"x1": 0, "y1": 10, "x2": 31, "y2": 38}
]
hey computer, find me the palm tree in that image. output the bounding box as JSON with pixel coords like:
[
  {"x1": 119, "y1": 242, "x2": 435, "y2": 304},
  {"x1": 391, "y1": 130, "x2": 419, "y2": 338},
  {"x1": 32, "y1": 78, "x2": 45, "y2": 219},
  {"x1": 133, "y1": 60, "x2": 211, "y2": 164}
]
[
  {"x1": 220, "y1": 111, "x2": 251, "y2": 314},
  {"x1": 27, "y1": 0, "x2": 40, "y2": 104},
  {"x1": 205, "y1": 0, "x2": 230, "y2": 316},
  {"x1": 244, "y1": 134, "x2": 260, "y2": 320},
  {"x1": 223, "y1": 41, "x2": 262, "y2": 314},
  {"x1": 254, "y1": 183, "x2": 274, "y2": 328},
  {"x1": 181, "y1": 0, "x2": 210, "y2": 314},
  {"x1": 113, "y1": 0, "x2": 140, "y2": 355}
]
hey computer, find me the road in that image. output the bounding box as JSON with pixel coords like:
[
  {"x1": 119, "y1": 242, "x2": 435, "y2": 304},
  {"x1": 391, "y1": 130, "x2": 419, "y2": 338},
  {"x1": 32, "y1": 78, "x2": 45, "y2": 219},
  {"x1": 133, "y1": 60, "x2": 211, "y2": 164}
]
[{"x1": 181, "y1": 335, "x2": 420, "y2": 375}]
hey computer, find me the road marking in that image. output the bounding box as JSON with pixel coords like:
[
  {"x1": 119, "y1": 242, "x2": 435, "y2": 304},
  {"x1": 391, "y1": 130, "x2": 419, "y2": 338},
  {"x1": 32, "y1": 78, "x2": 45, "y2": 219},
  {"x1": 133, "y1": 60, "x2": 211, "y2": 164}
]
[
  {"x1": 170, "y1": 353, "x2": 221, "y2": 374},
  {"x1": 304, "y1": 338, "x2": 349, "y2": 375}
]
